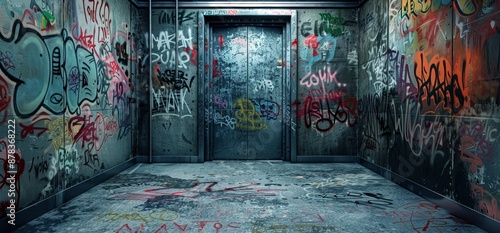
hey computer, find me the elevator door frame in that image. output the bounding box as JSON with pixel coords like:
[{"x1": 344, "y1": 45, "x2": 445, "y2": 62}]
[
  {"x1": 210, "y1": 25, "x2": 284, "y2": 160},
  {"x1": 197, "y1": 10, "x2": 298, "y2": 162}
]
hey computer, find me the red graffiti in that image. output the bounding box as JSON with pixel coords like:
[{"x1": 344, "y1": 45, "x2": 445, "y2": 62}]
[
  {"x1": 69, "y1": 115, "x2": 97, "y2": 148},
  {"x1": 477, "y1": 195, "x2": 500, "y2": 221},
  {"x1": 116, "y1": 221, "x2": 241, "y2": 233},
  {"x1": 82, "y1": 0, "x2": 112, "y2": 44},
  {"x1": 304, "y1": 35, "x2": 319, "y2": 56},
  {"x1": 400, "y1": 9, "x2": 447, "y2": 49},
  {"x1": 0, "y1": 75, "x2": 11, "y2": 124},
  {"x1": 382, "y1": 201, "x2": 473, "y2": 232},
  {"x1": 471, "y1": 185, "x2": 500, "y2": 221},
  {"x1": 69, "y1": 112, "x2": 118, "y2": 151},
  {"x1": 115, "y1": 182, "x2": 286, "y2": 201},
  {"x1": 184, "y1": 41, "x2": 197, "y2": 65},
  {"x1": 21, "y1": 9, "x2": 37, "y2": 27},
  {"x1": 115, "y1": 223, "x2": 144, "y2": 233},
  {"x1": 218, "y1": 35, "x2": 224, "y2": 49},
  {"x1": 19, "y1": 112, "x2": 51, "y2": 139},
  {"x1": 212, "y1": 59, "x2": 221, "y2": 78},
  {"x1": 19, "y1": 122, "x2": 47, "y2": 139},
  {"x1": 72, "y1": 24, "x2": 97, "y2": 51}
]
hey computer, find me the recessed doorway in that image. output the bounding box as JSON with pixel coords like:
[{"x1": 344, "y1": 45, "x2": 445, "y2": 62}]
[
  {"x1": 199, "y1": 11, "x2": 296, "y2": 161},
  {"x1": 210, "y1": 25, "x2": 284, "y2": 160}
]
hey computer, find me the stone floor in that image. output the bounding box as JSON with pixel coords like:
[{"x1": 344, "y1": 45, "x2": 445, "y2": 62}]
[{"x1": 13, "y1": 161, "x2": 487, "y2": 232}]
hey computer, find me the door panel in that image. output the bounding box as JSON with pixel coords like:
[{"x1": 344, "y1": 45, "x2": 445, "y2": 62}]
[{"x1": 211, "y1": 26, "x2": 283, "y2": 160}]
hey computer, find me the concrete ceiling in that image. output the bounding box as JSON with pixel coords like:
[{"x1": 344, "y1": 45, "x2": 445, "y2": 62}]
[{"x1": 130, "y1": 0, "x2": 367, "y2": 8}]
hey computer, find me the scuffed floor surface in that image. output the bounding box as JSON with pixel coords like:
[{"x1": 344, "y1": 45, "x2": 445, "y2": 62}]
[{"x1": 13, "y1": 162, "x2": 486, "y2": 233}]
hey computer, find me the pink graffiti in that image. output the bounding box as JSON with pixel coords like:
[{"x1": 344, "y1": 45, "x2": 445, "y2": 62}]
[
  {"x1": 0, "y1": 139, "x2": 25, "y2": 208},
  {"x1": 459, "y1": 121, "x2": 493, "y2": 162},
  {"x1": 300, "y1": 67, "x2": 344, "y2": 92},
  {"x1": 115, "y1": 182, "x2": 286, "y2": 201},
  {"x1": 212, "y1": 94, "x2": 227, "y2": 109},
  {"x1": 82, "y1": 0, "x2": 112, "y2": 44},
  {"x1": 231, "y1": 37, "x2": 246, "y2": 46},
  {"x1": 228, "y1": 9, "x2": 238, "y2": 15}
]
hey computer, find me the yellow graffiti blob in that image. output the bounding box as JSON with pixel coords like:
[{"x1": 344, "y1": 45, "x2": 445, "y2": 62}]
[
  {"x1": 233, "y1": 98, "x2": 267, "y2": 131},
  {"x1": 45, "y1": 118, "x2": 72, "y2": 151}
]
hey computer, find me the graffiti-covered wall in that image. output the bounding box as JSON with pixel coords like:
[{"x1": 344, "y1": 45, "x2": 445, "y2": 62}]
[
  {"x1": 149, "y1": 8, "x2": 198, "y2": 159},
  {"x1": 296, "y1": 9, "x2": 358, "y2": 156},
  {"x1": 144, "y1": 8, "x2": 360, "y2": 161},
  {"x1": 0, "y1": 0, "x2": 137, "y2": 220},
  {"x1": 358, "y1": 0, "x2": 500, "y2": 223}
]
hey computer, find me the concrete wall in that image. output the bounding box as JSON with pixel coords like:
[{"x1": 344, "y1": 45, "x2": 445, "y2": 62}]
[
  {"x1": 358, "y1": 0, "x2": 500, "y2": 223},
  {"x1": 0, "y1": 0, "x2": 137, "y2": 222}
]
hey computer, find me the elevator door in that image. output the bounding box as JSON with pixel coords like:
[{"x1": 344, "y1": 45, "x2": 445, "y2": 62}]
[{"x1": 211, "y1": 26, "x2": 283, "y2": 160}]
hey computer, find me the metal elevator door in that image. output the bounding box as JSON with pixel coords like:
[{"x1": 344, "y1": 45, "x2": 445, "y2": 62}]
[{"x1": 210, "y1": 26, "x2": 284, "y2": 160}]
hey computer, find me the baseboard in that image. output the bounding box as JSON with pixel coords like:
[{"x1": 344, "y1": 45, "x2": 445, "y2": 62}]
[
  {"x1": 359, "y1": 158, "x2": 500, "y2": 233},
  {"x1": 0, "y1": 158, "x2": 136, "y2": 233},
  {"x1": 135, "y1": 155, "x2": 201, "y2": 163},
  {"x1": 295, "y1": 155, "x2": 359, "y2": 163}
]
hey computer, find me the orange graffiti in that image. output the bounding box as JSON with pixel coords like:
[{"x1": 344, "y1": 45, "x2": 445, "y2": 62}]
[
  {"x1": 459, "y1": 136, "x2": 483, "y2": 173},
  {"x1": 413, "y1": 50, "x2": 469, "y2": 114}
]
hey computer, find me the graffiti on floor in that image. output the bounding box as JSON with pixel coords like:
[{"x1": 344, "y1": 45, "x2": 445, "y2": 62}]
[
  {"x1": 251, "y1": 223, "x2": 336, "y2": 233},
  {"x1": 115, "y1": 221, "x2": 241, "y2": 233},
  {"x1": 114, "y1": 182, "x2": 287, "y2": 201},
  {"x1": 112, "y1": 209, "x2": 332, "y2": 233},
  {"x1": 305, "y1": 190, "x2": 393, "y2": 210},
  {"x1": 98, "y1": 210, "x2": 179, "y2": 223},
  {"x1": 380, "y1": 201, "x2": 477, "y2": 232}
]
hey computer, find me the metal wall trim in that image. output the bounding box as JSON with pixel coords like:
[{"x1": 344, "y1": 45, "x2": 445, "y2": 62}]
[
  {"x1": 148, "y1": 0, "x2": 153, "y2": 163},
  {"x1": 296, "y1": 156, "x2": 359, "y2": 163},
  {"x1": 197, "y1": 11, "x2": 207, "y2": 162},
  {"x1": 131, "y1": 1, "x2": 365, "y2": 9},
  {"x1": 136, "y1": 156, "x2": 200, "y2": 163}
]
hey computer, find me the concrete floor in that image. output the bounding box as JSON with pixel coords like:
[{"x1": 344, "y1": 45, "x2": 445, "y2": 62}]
[{"x1": 13, "y1": 162, "x2": 486, "y2": 233}]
